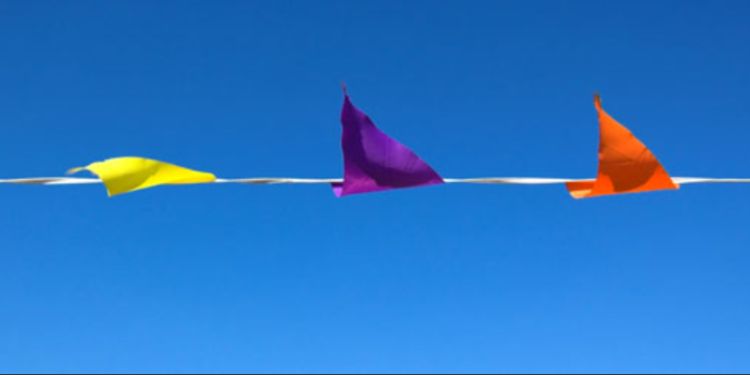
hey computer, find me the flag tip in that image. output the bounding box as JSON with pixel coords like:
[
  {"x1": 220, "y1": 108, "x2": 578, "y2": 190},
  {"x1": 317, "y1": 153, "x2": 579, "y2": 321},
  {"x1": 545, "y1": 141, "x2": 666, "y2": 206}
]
[
  {"x1": 593, "y1": 92, "x2": 602, "y2": 109},
  {"x1": 67, "y1": 167, "x2": 84, "y2": 175},
  {"x1": 340, "y1": 81, "x2": 348, "y2": 96}
]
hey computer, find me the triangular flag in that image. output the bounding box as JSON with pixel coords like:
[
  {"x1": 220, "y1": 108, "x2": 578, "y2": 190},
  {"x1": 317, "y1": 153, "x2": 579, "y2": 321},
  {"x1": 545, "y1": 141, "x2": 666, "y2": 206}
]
[
  {"x1": 566, "y1": 95, "x2": 678, "y2": 198},
  {"x1": 69, "y1": 157, "x2": 216, "y2": 196},
  {"x1": 332, "y1": 94, "x2": 444, "y2": 196}
]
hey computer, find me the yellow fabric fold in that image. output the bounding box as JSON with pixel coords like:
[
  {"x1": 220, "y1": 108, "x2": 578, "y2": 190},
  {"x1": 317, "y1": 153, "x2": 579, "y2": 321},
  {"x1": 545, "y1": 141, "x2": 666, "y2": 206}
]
[{"x1": 68, "y1": 157, "x2": 216, "y2": 196}]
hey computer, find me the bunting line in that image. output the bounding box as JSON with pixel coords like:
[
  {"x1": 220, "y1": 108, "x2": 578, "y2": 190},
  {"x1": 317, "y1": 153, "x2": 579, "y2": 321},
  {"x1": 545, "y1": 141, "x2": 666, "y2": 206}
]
[
  {"x1": 2, "y1": 177, "x2": 750, "y2": 186},
  {"x1": 1, "y1": 92, "x2": 748, "y2": 198}
]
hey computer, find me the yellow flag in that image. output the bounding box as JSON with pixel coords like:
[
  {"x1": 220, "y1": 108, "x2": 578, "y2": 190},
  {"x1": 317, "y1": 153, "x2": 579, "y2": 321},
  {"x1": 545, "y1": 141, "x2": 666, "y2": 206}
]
[{"x1": 69, "y1": 157, "x2": 216, "y2": 196}]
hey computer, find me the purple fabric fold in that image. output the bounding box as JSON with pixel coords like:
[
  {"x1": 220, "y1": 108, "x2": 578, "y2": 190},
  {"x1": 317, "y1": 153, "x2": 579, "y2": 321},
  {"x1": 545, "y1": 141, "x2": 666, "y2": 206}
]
[{"x1": 332, "y1": 95, "x2": 444, "y2": 197}]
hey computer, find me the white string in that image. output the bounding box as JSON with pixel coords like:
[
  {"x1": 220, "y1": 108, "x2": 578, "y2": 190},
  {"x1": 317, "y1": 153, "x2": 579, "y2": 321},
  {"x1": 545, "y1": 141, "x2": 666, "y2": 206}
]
[{"x1": 2, "y1": 177, "x2": 750, "y2": 185}]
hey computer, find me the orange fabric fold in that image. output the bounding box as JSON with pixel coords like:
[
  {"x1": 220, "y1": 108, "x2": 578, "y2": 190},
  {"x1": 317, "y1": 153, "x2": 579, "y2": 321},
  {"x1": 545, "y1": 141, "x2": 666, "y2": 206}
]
[{"x1": 566, "y1": 95, "x2": 678, "y2": 198}]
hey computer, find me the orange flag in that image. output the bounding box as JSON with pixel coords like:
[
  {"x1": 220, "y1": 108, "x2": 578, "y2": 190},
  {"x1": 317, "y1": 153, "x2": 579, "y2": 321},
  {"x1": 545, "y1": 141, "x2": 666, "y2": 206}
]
[{"x1": 566, "y1": 95, "x2": 678, "y2": 198}]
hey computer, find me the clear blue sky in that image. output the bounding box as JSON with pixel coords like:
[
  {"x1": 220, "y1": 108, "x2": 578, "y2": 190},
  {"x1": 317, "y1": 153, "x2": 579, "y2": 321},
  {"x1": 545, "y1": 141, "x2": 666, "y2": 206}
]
[{"x1": 1, "y1": 1, "x2": 749, "y2": 372}]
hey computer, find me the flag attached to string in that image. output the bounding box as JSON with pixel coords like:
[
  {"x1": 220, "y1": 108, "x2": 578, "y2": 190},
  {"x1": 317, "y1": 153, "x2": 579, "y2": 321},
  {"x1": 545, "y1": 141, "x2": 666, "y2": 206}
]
[
  {"x1": 68, "y1": 157, "x2": 216, "y2": 196},
  {"x1": 566, "y1": 95, "x2": 679, "y2": 198},
  {"x1": 331, "y1": 92, "x2": 444, "y2": 197},
  {"x1": 1, "y1": 91, "x2": 746, "y2": 200}
]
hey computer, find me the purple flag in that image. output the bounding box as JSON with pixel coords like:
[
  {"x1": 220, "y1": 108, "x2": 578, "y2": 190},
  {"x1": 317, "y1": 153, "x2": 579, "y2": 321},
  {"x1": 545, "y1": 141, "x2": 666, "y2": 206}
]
[{"x1": 332, "y1": 94, "x2": 444, "y2": 197}]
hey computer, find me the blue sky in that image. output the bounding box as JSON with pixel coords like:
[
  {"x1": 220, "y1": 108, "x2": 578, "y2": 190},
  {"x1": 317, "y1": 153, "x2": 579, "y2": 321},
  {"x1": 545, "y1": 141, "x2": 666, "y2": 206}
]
[{"x1": 1, "y1": 0, "x2": 749, "y2": 372}]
